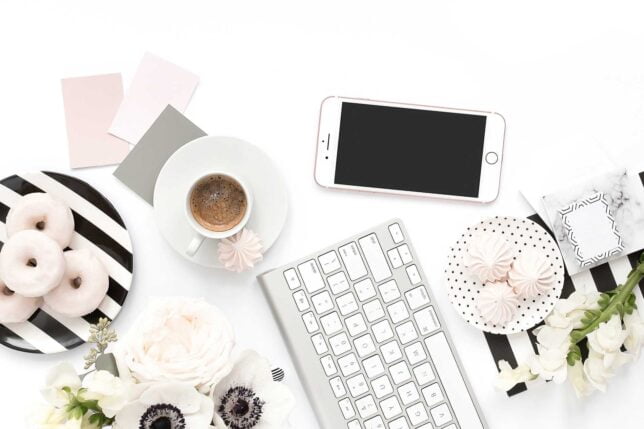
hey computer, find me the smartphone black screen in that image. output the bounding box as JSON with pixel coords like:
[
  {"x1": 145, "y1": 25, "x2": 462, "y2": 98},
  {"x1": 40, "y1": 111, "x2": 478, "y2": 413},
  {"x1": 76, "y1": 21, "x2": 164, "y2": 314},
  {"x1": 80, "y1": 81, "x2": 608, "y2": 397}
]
[{"x1": 334, "y1": 102, "x2": 487, "y2": 197}]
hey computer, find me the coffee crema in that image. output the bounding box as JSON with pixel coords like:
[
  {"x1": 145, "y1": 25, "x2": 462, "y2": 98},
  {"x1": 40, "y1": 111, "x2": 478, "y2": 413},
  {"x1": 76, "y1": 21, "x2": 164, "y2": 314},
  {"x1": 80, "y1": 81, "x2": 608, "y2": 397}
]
[{"x1": 189, "y1": 175, "x2": 247, "y2": 232}]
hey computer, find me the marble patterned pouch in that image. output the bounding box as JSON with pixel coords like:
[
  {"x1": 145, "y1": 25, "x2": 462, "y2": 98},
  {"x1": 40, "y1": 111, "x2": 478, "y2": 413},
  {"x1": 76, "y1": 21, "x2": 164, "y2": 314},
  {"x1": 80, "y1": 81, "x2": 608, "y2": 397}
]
[{"x1": 541, "y1": 168, "x2": 644, "y2": 275}]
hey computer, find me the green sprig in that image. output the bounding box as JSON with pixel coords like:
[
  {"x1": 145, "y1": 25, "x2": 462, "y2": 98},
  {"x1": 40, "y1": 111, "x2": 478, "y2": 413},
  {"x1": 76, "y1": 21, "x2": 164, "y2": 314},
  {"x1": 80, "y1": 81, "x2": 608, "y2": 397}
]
[{"x1": 83, "y1": 318, "x2": 118, "y2": 370}]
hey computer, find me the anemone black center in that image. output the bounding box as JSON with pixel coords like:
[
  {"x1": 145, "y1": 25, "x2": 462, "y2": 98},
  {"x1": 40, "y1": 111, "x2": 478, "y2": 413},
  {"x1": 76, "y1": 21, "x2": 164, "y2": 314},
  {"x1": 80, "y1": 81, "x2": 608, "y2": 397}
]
[
  {"x1": 150, "y1": 417, "x2": 172, "y2": 429},
  {"x1": 232, "y1": 398, "x2": 250, "y2": 416}
]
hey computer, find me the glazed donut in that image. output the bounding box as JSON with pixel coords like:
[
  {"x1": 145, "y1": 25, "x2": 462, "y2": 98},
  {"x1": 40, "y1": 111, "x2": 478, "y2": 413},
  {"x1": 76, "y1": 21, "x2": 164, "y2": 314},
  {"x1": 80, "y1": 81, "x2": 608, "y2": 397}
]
[
  {"x1": 0, "y1": 280, "x2": 42, "y2": 324},
  {"x1": 0, "y1": 230, "x2": 65, "y2": 297},
  {"x1": 6, "y1": 193, "x2": 74, "y2": 248},
  {"x1": 44, "y1": 249, "x2": 108, "y2": 318}
]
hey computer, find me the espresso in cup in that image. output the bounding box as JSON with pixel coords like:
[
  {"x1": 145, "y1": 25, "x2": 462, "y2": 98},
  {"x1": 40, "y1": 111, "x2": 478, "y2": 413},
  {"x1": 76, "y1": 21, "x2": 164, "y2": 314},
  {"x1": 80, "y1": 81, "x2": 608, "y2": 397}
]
[{"x1": 188, "y1": 174, "x2": 248, "y2": 232}]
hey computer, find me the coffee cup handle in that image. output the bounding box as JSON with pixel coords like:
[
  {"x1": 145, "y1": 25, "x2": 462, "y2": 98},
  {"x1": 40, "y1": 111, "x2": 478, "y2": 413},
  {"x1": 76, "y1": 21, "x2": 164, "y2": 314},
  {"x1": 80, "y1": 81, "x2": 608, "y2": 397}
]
[{"x1": 186, "y1": 234, "x2": 205, "y2": 257}]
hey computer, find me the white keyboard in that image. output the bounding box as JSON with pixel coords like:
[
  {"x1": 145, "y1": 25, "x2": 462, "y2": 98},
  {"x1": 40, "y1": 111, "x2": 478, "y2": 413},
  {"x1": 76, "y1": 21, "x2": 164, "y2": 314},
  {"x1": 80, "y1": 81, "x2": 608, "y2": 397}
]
[{"x1": 259, "y1": 219, "x2": 486, "y2": 429}]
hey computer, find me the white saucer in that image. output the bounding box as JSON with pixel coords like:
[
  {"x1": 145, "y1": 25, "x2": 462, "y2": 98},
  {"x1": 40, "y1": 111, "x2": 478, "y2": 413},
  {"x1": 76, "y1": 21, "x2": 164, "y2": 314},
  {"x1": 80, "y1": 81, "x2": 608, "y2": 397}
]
[{"x1": 154, "y1": 136, "x2": 288, "y2": 268}]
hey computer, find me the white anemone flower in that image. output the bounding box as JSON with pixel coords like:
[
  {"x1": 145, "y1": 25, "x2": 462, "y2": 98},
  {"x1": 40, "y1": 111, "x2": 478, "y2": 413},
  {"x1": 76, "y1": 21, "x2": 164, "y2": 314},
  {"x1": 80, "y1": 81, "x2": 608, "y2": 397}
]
[
  {"x1": 211, "y1": 350, "x2": 295, "y2": 429},
  {"x1": 113, "y1": 382, "x2": 214, "y2": 429}
]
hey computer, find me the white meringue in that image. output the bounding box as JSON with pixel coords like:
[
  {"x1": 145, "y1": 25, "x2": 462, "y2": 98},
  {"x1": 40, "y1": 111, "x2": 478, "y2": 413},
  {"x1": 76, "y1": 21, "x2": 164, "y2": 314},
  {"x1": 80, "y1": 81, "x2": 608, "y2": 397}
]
[
  {"x1": 217, "y1": 229, "x2": 263, "y2": 273},
  {"x1": 463, "y1": 233, "x2": 515, "y2": 283},
  {"x1": 477, "y1": 281, "x2": 519, "y2": 325},
  {"x1": 508, "y1": 249, "x2": 556, "y2": 298}
]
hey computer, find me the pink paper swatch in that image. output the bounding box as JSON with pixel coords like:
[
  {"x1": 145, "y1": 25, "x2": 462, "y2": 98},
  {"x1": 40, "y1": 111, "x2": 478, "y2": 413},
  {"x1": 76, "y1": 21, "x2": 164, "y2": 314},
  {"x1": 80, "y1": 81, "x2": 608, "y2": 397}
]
[
  {"x1": 61, "y1": 73, "x2": 130, "y2": 169},
  {"x1": 109, "y1": 53, "x2": 199, "y2": 144}
]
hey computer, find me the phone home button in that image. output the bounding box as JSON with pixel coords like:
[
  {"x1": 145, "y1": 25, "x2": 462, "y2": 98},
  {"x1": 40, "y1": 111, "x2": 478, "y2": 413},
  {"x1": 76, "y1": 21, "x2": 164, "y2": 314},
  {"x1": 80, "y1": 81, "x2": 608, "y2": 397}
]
[{"x1": 485, "y1": 151, "x2": 499, "y2": 165}]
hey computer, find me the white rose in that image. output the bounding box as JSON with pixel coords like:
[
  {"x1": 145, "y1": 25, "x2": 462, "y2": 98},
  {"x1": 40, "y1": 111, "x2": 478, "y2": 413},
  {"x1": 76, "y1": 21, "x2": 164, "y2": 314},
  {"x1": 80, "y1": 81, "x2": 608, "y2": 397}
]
[
  {"x1": 624, "y1": 310, "x2": 644, "y2": 358},
  {"x1": 568, "y1": 360, "x2": 594, "y2": 398},
  {"x1": 41, "y1": 363, "x2": 82, "y2": 408},
  {"x1": 121, "y1": 297, "x2": 235, "y2": 393},
  {"x1": 495, "y1": 360, "x2": 534, "y2": 391},
  {"x1": 587, "y1": 314, "x2": 629, "y2": 367},
  {"x1": 82, "y1": 370, "x2": 129, "y2": 418}
]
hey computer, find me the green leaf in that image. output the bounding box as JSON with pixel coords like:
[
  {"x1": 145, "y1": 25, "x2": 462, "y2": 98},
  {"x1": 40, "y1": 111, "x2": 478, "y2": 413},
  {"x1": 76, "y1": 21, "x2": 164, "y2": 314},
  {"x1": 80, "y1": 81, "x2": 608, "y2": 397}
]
[
  {"x1": 95, "y1": 353, "x2": 120, "y2": 377},
  {"x1": 567, "y1": 344, "x2": 582, "y2": 365}
]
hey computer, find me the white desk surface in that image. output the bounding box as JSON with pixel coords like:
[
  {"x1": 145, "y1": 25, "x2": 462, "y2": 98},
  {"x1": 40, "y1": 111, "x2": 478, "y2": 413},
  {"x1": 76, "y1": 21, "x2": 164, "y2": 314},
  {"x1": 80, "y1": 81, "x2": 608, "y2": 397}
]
[{"x1": 2, "y1": 1, "x2": 644, "y2": 427}]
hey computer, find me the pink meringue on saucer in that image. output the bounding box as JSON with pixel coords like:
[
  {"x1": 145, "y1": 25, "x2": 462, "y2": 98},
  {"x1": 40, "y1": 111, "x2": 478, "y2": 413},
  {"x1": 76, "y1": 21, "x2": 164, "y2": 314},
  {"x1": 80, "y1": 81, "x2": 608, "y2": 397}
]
[
  {"x1": 217, "y1": 229, "x2": 263, "y2": 273},
  {"x1": 476, "y1": 281, "x2": 519, "y2": 325},
  {"x1": 464, "y1": 233, "x2": 515, "y2": 283},
  {"x1": 508, "y1": 249, "x2": 556, "y2": 298}
]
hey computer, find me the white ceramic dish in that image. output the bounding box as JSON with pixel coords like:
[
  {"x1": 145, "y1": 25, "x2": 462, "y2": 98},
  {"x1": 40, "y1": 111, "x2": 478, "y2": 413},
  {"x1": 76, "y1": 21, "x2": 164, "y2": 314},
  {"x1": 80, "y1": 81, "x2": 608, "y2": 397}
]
[
  {"x1": 154, "y1": 136, "x2": 288, "y2": 268},
  {"x1": 445, "y1": 216, "x2": 564, "y2": 334}
]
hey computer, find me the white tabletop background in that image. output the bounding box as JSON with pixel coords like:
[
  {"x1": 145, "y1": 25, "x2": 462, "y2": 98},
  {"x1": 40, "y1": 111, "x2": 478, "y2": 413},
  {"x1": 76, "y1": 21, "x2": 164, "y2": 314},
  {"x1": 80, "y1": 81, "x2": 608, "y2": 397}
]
[{"x1": 2, "y1": 1, "x2": 644, "y2": 427}]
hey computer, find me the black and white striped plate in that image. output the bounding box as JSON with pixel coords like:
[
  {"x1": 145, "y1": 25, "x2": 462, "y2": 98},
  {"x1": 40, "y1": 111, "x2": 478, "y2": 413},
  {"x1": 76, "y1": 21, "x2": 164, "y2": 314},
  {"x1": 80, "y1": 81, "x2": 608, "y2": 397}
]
[{"x1": 0, "y1": 171, "x2": 133, "y2": 354}]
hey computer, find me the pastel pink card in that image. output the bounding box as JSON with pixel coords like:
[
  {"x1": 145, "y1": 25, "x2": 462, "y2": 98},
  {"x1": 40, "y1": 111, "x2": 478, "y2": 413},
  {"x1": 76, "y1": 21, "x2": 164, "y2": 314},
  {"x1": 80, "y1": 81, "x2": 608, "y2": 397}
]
[
  {"x1": 61, "y1": 73, "x2": 130, "y2": 168},
  {"x1": 109, "y1": 53, "x2": 199, "y2": 144}
]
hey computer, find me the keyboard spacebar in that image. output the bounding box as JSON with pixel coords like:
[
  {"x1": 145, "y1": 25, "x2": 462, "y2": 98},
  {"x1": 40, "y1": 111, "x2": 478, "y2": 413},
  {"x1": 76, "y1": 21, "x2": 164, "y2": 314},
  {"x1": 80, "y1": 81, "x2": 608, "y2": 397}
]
[{"x1": 425, "y1": 333, "x2": 483, "y2": 429}]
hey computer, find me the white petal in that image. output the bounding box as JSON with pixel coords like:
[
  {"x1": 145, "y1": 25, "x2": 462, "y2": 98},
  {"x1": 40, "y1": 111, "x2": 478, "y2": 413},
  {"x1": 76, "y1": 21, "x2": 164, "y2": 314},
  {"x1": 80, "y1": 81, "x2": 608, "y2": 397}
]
[{"x1": 139, "y1": 382, "x2": 203, "y2": 414}]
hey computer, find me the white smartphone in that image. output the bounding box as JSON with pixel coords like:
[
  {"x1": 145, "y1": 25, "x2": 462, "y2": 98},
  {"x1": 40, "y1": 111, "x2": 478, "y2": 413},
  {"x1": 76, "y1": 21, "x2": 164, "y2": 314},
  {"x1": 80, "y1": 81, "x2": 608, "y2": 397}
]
[{"x1": 314, "y1": 96, "x2": 506, "y2": 203}]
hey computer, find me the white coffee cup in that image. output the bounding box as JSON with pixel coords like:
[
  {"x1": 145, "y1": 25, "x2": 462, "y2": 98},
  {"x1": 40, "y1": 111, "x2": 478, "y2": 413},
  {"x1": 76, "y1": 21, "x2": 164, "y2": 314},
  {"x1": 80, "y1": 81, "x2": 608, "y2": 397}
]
[{"x1": 185, "y1": 172, "x2": 253, "y2": 257}]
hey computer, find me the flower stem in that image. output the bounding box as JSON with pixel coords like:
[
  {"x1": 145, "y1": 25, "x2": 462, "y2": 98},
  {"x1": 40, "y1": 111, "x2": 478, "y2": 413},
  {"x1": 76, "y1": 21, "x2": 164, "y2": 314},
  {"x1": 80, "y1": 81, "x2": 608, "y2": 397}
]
[{"x1": 570, "y1": 261, "x2": 643, "y2": 343}]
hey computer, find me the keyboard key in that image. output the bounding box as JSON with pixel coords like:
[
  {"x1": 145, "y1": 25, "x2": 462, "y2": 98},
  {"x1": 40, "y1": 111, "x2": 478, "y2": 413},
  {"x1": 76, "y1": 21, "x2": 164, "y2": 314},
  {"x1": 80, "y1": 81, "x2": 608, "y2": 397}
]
[
  {"x1": 380, "y1": 340, "x2": 402, "y2": 364},
  {"x1": 398, "y1": 381, "x2": 419, "y2": 405},
  {"x1": 339, "y1": 242, "x2": 368, "y2": 280},
  {"x1": 380, "y1": 396, "x2": 402, "y2": 419},
  {"x1": 430, "y1": 403, "x2": 452, "y2": 426},
  {"x1": 302, "y1": 312, "x2": 319, "y2": 333},
  {"x1": 345, "y1": 313, "x2": 367, "y2": 336},
  {"x1": 358, "y1": 234, "x2": 392, "y2": 282},
  {"x1": 422, "y1": 383, "x2": 444, "y2": 406},
  {"x1": 347, "y1": 374, "x2": 369, "y2": 397},
  {"x1": 404, "y1": 342, "x2": 427, "y2": 365},
  {"x1": 329, "y1": 377, "x2": 346, "y2": 398},
  {"x1": 311, "y1": 333, "x2": 328, "y2": 354},
  {"x1": 387, "y1": 301, "x2": 409, "y2": 324},
  {"x1": 355, "y1": 395, "x2": 378, "y2": 418},
  {"x1": 395, "y1": 321, "x2": 418, "y2": 345},
  {"x1": 425, "y1": 332, "x2": 483, "y2": 429},
  {"x1": 337, "y1": 292, "x2": 359, "y2": 316},
  {"x1": 405, "y1": 265, "x2": 421, "y2": 285},
  {"x1": 397, "y1": 244, "x2": 412, "y2": 264},
  {"x1": 387, "y1": 248, "x2": 403, "y2": 268},
  {"x1": 364, "y1": 416, "x2": 385, "y2": 429},
  {"x1": 318, "y1": 250, "x2": 341, "y2": 274},
  {"x1": 297, "y1": 260, "x2": 326, "y2": 293},
  {"x1": 444, "y1": 424, "x2": 457, "y2": 429},
  {"x1": 371, "y1": 374, "x2": 393, "y2": 399},
  {"x1": 390, "y1": 361, "x2": 412, "y2": 384},
  {"x1": 320, "y1": 312, "x2": 342, "y2": 335},
  {"x1": 338, "y1": 398, "x2": 355, "y2": 419},
  {"x1": 388, "y1": 223, "x2": 404, "y2": 243},
  {"x1": 292, "y1": 290, "x2": 309, "y2": 311},
  {"x1": 348, "y1": 421, "x2": 361, "y2": 429},
  {"x1": 372, "y1": 320, "x2": 394, "y2": 343},
  {"x1": 338, "y1": 353, "x2": 360, "y2": 376},
  {"x1": 363, "y1": 299, "x2": 385, "y2": 322},
  {"x1": 312, "y1": 291, "x2": 334, "y2": 314},
  {"x1": 363, "y1": 355, "x2": 385, "y2": 378},
  {"x1": 283, "y1": 268, "x2": 301, "y2": 289},
  {"x1": 354, "y1": 278, "x2": 376, "y2": 301},
  {"x1": 320, "y1": 355, "x2": 337, "y2": 376},
  {"x1": 388, "y1": 417, "x2": 410, "y2": 429},
  {"x1": 418, "y1": 425, "x2": 433, "y2": 429},
  {"x1": 414, "y1": 307, "x2": 440, "y2": 335},
  {"x1": 354, "y1": 333, "x2": 376, "y2": 357},
  {"x1": 405, "y1": 286, "x2": 430, "y2": 310},
  {"x1": 414, "y1": 363, "x2": 436, "y2": 386},
  {"x1": 406, "y1": 403, "x2": 429, "y2": 426},
  {"x1": 329, "y1": 332, "x2": 351, "y2": 355},
  {"x1": 328, "y1": 272, "x2": 351, "y2": 294},
  {"x1": 378, "y1": 279, "x2": 400, "y2": 303}
]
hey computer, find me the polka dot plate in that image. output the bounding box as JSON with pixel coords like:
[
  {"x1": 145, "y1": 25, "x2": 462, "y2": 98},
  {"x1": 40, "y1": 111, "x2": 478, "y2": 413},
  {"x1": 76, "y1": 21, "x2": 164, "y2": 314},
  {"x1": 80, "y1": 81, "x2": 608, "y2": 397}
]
[{"x1": 445, "y1": 216, "x2": 564, "y2": 334}]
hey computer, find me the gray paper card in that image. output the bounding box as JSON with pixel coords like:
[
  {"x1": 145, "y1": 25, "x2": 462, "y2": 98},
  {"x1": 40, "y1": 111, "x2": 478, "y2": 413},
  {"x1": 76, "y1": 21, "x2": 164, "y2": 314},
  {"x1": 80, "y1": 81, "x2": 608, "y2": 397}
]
[{"x1": 113, "y1": 105, "x2": 206, "y2": 204}]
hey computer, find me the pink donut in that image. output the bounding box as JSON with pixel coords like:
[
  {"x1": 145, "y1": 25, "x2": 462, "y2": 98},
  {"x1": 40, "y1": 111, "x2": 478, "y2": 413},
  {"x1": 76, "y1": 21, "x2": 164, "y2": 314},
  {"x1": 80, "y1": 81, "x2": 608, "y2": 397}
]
[
  {"x1": 6, "y1": 193, "x2": 74, "y2": 248},
  {"x1": 0, "y1": 280, "x2": 42, "y2": 324},
  {"x1": 0, "y1": 230, "x2": 65, "y2": 297},
  {"x1": 44, "y1": 249, "x2": 108, "y2": 318}
]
